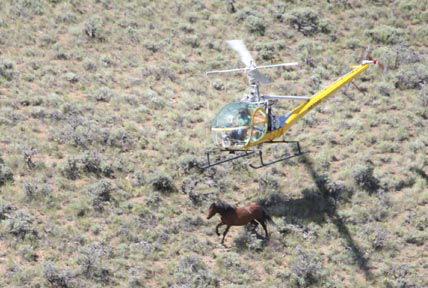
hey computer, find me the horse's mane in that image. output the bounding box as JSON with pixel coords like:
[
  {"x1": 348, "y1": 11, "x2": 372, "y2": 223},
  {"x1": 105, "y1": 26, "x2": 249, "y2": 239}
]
[{"x1": 216, "y1": 201, "x2": 235, "y2": 213}]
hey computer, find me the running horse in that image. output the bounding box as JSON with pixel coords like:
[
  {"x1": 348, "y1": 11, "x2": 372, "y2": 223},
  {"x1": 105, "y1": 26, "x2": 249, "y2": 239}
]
[{"x1": 207, "y1": 202, "x2": 275, "y2": 245}]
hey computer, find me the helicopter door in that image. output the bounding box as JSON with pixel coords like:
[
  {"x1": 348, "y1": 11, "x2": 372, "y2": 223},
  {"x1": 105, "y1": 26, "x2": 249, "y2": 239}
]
[{"x1": 249, "y1": 107, "x2": 268, "y2": 143}]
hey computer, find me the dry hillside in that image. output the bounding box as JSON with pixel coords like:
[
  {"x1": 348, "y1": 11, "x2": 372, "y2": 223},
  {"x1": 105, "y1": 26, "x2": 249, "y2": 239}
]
[{"x1": 0, "y1": 0, "x2": 427, "y2": 287}]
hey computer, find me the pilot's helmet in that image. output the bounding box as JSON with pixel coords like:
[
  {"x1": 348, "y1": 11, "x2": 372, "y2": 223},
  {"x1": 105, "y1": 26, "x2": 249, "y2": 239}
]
[{"x1": 239, "y1": 108, "x2": 248, "y2": 116}]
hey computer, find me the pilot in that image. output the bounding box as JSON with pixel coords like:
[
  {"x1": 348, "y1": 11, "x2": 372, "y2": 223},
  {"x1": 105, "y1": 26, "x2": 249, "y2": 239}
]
[
  {"x1": 237, "y1": 109, "x2": 251, "y2": 126},
  {"x1": 235, "y1": 109, "x2": 251, "y2": 142}
]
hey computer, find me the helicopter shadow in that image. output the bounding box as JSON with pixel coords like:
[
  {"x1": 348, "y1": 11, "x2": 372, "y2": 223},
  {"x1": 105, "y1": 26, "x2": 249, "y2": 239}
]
[{"x1": 259, "y1": 155, "x2": 374, "y2": 281}]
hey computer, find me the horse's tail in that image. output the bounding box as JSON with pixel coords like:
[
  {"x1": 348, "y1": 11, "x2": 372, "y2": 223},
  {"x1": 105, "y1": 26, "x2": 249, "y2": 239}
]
[{"x1": 262, "y1": 208, "x2": 276, "y2": 227}]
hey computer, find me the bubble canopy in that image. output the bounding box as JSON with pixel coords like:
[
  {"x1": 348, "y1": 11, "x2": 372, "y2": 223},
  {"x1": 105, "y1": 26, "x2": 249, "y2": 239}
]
[{"x1": 211, "y1": 102, "x2": 268, "y2": 148}]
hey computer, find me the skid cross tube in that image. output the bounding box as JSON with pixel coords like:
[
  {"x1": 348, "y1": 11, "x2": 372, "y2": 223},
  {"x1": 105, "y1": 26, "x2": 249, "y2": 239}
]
[
  {"x1": 199, "y1": 149, "x2": 256, "y2": 170},
  {"x1": 249, "y1": 141, "x2": 307, "y2": 169}
]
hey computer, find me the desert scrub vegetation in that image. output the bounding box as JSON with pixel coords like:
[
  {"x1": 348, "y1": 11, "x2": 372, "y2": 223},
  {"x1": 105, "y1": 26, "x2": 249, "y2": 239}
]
[
  {"x1": 0, "y1": 58, "x2": 16, "y2": 82},
  {"x1": 172, "y1": 254, "x2": 219, "y2": 287},
  {"x1": 0, "y1": 0, "x2": 427, "y2": 287},
  {"x1": 365, "y1": 25, "x2": 409, "y2": 45},
  {"x1": 352, "y1": 164, "x2": 381, "y2": 194},
  {"x1": 283, "y1": 7, "x2": 332, "y2": 37},
  {"x1": 149, "y1": 172, "x2": 177, "y2": 194},
  {"x1": 0, "y1": 156, "x2": 14, "y2": 186}
]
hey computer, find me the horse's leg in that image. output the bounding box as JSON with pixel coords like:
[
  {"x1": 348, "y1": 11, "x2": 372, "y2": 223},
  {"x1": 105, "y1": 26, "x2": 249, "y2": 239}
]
[
  {"x1": 216, "y1": 223, "x2": 224, "y2": 236},
  {"x1": 221, "y1": 225, "x2": 231, "y2": 245},
  {"x1": 250, "y1": 220, "x2": 261, "y2": 236},
  {"x1": 250, "y1": 220, "x2": 259, "y2": 231},
  {"x1": 260, "y1": 219, "x2": 269, "y2": 239}
]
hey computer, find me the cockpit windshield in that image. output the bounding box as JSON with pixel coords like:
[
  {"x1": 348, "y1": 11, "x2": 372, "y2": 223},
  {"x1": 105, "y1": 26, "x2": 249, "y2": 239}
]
[
  {"x1": 211, "y1": 102, "x2": 267, "y2": 148},
  {"x1": 212, "y1": 102, "x2": 251, "y2": 128}
]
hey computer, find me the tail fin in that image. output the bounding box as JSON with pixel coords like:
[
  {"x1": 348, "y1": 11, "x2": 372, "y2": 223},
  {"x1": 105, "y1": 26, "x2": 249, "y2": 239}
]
[{"x1": 263, "y1": 209, "x2": 276, "y2": 227}]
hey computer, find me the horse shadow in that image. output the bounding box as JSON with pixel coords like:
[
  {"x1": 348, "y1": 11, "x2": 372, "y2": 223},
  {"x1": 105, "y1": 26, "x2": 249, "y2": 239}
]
[{"x1": 259, "y1": 155, "x2": 374, "y2": 280}]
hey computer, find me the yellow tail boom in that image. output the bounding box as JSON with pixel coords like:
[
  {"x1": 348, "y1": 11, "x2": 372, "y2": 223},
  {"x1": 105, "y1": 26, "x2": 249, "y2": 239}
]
[{"x1": 247, "y1": 63, "x2": 370, "y2": 148}]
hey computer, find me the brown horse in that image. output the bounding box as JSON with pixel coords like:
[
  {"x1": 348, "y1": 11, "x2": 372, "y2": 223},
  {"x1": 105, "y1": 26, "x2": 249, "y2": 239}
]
[{"x1": 207, "y1": 202, "x2": 275, "y2": 245}]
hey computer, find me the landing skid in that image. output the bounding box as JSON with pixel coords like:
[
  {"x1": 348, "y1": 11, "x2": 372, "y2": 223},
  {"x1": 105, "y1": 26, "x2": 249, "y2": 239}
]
[
  {"x1": 198, "y1": 149, "x2": 256, "y2": 170},
  {"x1": 198, "y1": 141, "x2": 307, "y2": 170},
  {"x1": 249, "y1": 141, "x2": 307, "y2": 169}
]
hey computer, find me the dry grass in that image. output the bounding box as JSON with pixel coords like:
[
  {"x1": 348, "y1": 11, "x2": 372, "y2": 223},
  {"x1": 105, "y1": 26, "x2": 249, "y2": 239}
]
[{"x1": 0, "y1": 0, "x2": 427, "y2": 287}]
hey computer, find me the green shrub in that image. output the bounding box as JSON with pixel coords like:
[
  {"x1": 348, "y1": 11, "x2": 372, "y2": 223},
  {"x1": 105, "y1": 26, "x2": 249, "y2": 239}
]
[
  {"x1": 0, "y1": 59, "x2": 15, "y2": 81},
  {"x1": 258, "y1": 173, "x2": 281, "y2": 195},
  {"x1": 377, "y1": 80, "x2": 393, "y2": 96},
  {"x1": 143, "y1": 40, "x2": 160, "y2": 53},
  {"x1": 132, "y1": 171, "x2": 146, "y2": 187},
  {"x1": 297, "y1": 40, "x2": 322, "y2": 67},
  {"x1": 178, "y1": 23, "x2": 194, "y2": 34},
  {"x1": 234, "y1": 226, "x2": 266, "y2": 252},
  {"x1": 23, "y1": 146, "x2": 37, "y2": 169},
  {"x1": 146, "y1": 89, "x2": 165, "y2": 109},
  {"x1": 78, "y1": 244, "x2": 112, "y2": 284},
  {"x1": 61, "y1": 152, "x2": 115, "y2": 180},
  {"x1": 149, "y1": 173, "x2": 177, "y2": 194},
  {"x1": 397, "y1": 1, "x2": 428, "y2": 24},
  {"x1": 0, "y1": 198, "x2": 14, "y2": 220},
  {"x1": 83, "y1": 59, "x2": 97, "y2": 72},
  {"x1": 43, "y1": 261, "x2": 74, "y2": 288},
  {"x1": 290, "y1": 247, "x2": 326, "y2": 286},
  {"x1": 372, "y1": 45, "x2": 420, "y2": 71},
  {"x1": 352, "y1": 164, "x2": 381, "y2": 194},
  {"x1": 226, "y1": 0, "x2": 236, "y2": 13},
  {"x1": 363, "y1": 223, "x2": 389, "y2": 250},
  {"x1": 128, "y1": 276, "x2": 144, "y2": 288},
  {"x1": 367, "y1": 0, "x2": 394, "y2": 5},
  {"x1": 395, "y1": 63, "x2": 428, "y2": 90},
  {"x1": 418, "y1": 84, "x2": 428, "y2": 107},
  {"x1": 365, "y1": 25, "x2": 408, "y2": 45},
  {"x1": 256, "y1": 43, "x2": 275, "y2": 61},
  {"x1": 55, "y1": 10, "x2": 78, "y2": 24},
  {"x1": 23, "y1": 181, "x2": 52, "y2": 202},
  {"x1": 285, "y1": 7, "x2": 330, "y2": 36},
  {"x1": 0, "y1": 157, "x2": 14, "y2": 186},
  {"x1": 100, "y1": 55, "x2": 115, "y2": 67},
  {"x1": 177, "y1": 155, "x2": 200, "y2": 175},
  {"x1": 382, "y1": 263, "x2": 419, "y2": 287},
  {"x1": 415, "y1": 26, "x2": 428, "y2": 46},
  {"x1": 84, "y1": 16, "x2": 106, "y2": 41},
  {"x1": 145, "y1": 191, "x2": 161, "y2": 208},
  {"x1": 90, "y1": 179, "x2": 115, "y2": 211},
  {"x1": 183, "y1": 36, "x2": 200, "y2": 48},
  {"x1": 173, "y1": 255, "x2": 219, "y2": 288},
  {"x1": 104, "y1": 128, "x2": 134, "y2": 151},
  {"x1": 5, "y1": 211, "x2": 37, "y2": 240},
  {"x1": 88, "y1": 87, "x2": 115, "y2": 102},
  {"x1": 245, "y1": 15, "x2": 267, "y2": 36},
  {"x1": 60, "y1": 157, "x2": 80, "y2": 180},
  {"x1": 13, "y1": 0, "x2": 45, "y2": 17},
  {"x1": 80, "y1": 151, "x2": 104, "y2": 175}
]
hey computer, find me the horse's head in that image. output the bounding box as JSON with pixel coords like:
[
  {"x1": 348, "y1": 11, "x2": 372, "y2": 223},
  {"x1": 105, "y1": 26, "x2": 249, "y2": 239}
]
[{"x1": 207, "y1": 203, "x2": 218, "y2": 219}]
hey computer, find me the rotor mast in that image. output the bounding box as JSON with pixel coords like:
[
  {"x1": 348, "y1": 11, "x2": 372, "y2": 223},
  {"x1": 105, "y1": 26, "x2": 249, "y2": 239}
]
[{"x1": 206, "y1": 40, "x2": 303, "y2": 103}]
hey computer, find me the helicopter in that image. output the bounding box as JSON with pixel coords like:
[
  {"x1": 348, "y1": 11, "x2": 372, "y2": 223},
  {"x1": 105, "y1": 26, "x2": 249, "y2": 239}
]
[{"x1": 199, "y1": 40, "x2": 377, "y2": 169}]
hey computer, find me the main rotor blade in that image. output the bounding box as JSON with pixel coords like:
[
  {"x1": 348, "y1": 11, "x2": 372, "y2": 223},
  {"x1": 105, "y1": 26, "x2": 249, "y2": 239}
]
[
  {"x1": 226, "y1": 40, "x2": 255, "y2": 67},
  {"x1": 206, "y1": 67, "x2": 247, "y2": 75},
  {"x1": 256, "y1": 62, "x2": 299, "y2": 69},
  {"x1": 262, "y1": 94, "x2": 311, "y2": 100}
]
